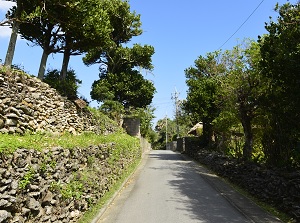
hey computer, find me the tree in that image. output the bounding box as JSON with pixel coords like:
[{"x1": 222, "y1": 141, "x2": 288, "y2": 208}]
[
  {"x1": 90, "y1": 44, "x2": 155, "y2": 113},
  {"x1": 17, "y1": 0, "x2": 65, "y2": 79},
  {"x1": 17, "y1": 0, "x2": 112, "y2": 79},
  {"x1": 91, "y1": 70, "x2": 156, "y2": 109},
  {"x1": 56, "y1": 0, "x2": 113, "y2": 80},
  {"x1": 83, "y1": 0, "x2": 142, "y2": 66},
  {"x1": 219, "y1": 40, "x2": 262, "y2": 160},
  {"x1": 183, "y1": 51, "x2": 225, "y2": 146},
  {"x1": 258, "y1": 2, "x2": 300, "y2": 166},
  {"x1": 3, "y1": 0, "x2": 33, "y2": 67},
  {"x1": 154, "y1": 118, "x2": 177, "y2": 149},
  {"x1": 129, "y1": 106, "x2": 156, "y2": 142}
]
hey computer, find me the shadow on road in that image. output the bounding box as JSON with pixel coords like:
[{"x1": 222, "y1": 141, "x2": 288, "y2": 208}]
[{"x1": 148, "y1": 150, "x2": 250, "y2": 223}]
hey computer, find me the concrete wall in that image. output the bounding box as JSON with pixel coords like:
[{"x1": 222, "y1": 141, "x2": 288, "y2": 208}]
[{"x1": 166, "y1": 141, "x2": 177, "y2": 151}]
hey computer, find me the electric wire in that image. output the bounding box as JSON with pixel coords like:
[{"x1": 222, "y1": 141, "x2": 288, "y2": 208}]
[{"x1": 218, "y1": 0, "x2": 265, "y2": 50}]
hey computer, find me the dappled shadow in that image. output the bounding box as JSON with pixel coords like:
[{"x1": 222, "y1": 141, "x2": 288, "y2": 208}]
[{"x1": 148, "y1": 150, "x2": 250, "y2": 222}]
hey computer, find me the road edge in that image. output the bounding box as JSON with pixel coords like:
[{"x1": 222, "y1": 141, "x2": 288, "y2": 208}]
[
  {"x1": 90, "y1": 150, "x2": 151, "y2": 223},
  {"x1": 179, "y1": 153, "x2": 283, "y2": 223}
]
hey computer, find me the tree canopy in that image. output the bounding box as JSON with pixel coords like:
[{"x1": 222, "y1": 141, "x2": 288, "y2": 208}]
[
  {"x1": 91, "y1": 70, "x2": 156, "y2": 109},
  {"x1": 183, "y1": 51, "x2": 224, "y2": 145},
  {"x1": 182, "y1": 2, "x2": 300, "y2": 166},
  {"x1": 258, "y1": 2, "x2": 300, "y2": 166}
]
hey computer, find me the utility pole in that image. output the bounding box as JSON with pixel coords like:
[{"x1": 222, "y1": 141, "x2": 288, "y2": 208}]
[
  {"x1": 165, "y1": 114, "x2": 168, "y2": 150},
  {"x1": 171, "y1": 88, "x2": 180, "y2": 139}
]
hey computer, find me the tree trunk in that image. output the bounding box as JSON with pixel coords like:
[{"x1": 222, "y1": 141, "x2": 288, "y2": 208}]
[
  {"x1": 60, "y1": 48, "x2": 71, "y2": 80},
  {"x1": 240, "y1": 108, "x2": 253, "y2": 161},
  {"x1": 38, "y1": 50, "x2": 49, "y2": 80},
  {"x1": 4, "y1": 2, "x2": 22, "y2": 67},
  {"x1": 202, "y1": 119, "x2": 214, "y2": 148},
  {"x1": 38, "y1": 23, "x2": 55, "y2": 80}
]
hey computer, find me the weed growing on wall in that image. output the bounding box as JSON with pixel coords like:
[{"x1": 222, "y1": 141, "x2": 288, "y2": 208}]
[{"x1": 19, "y1": 166, "x2": 35, "y2": 190}]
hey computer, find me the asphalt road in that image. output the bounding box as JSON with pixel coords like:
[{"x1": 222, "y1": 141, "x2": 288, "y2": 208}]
[{"x1": 96, "y1": 150, "x2": 280, "y2": 223}]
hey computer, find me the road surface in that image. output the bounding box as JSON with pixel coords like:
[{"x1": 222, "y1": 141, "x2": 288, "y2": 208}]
[{"x1": 96, "y1": 150, "x2": 281, "y2": 223}]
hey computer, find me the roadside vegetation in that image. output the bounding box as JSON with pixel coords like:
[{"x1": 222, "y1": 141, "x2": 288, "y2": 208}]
[
  {"x1": 151, "y1": 3, "x2": 300, "y2": 222},
  {"x1": 155, "y1": 2, "x2": 300, "y2": 169}
]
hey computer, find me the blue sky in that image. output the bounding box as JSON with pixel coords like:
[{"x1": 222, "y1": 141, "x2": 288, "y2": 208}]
[{"x1": 0, "y1": 0, "x2": 295, "y2": 126}]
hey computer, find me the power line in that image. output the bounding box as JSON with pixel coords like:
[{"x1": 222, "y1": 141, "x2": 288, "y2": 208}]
[{"x1": 218, "y1": 0, "x2": 265, "y2": 50}]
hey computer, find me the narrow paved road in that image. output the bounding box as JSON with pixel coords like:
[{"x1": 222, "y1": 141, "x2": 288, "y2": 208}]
[{"x1": 96, "y1": 150, "x2": 279, "y2": 223}]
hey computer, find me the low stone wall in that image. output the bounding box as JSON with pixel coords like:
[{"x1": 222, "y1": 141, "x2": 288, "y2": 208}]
[
  {"x1": 172, "y1": 137, "x2": 299, "y2": 221},
  {"x1": 140, "y1": 137, "x2": 151, "y2": 155},
  {"x1": 190, "y1": 149, "x2": 300, "y2": 222},
  {"x1": 0, "y1": 69, "x2": 117, "y2": 135},
  {"x1": 0, "y1": 142, "x2": 141, "y2": 223}
]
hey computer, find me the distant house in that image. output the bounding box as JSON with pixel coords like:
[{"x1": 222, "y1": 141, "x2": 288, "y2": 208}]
[{"x1": 188, "y1": 122, "x2": 203, "y2": 136}]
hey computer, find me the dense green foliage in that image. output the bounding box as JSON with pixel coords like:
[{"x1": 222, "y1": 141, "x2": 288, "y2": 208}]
[
  {"x1": 133, "y1": 106, "x2": 157, "y2": 143},
  {"x1": 43, "y1": 69, "x2": 82, "y2": 100},
  {"x1": 182, "y1": 2, "x2": 300, "y2": 167},
  {"x1": 258, "y1": 3, "x2": 300, "y2": 167},
  {"x1": 87, "y1": 28, "x2": 156, "y2": 138},
  {"x1": 183, "y1": 51, "x2": 224, "y2": 146},
  {"x1": 91, "y1": 71, "x2": 155, "y2": 109},
  {"x1": 88, "y1": 44, "x2": 156, "y2": 118}
]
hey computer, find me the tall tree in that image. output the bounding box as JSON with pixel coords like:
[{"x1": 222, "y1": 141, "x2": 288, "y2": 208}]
[
  {"x1": 90, "y1": 43, "x2": 155, "y2": 129},
  {"x1": 83, "y1": 0, "x2": 142, "y2": 66},
  {"x1": 17, "y1": 0, "x2": 112, "y2": 79},
  {"x1": 56, "y1": 0, "x2": 112, "y2": 80},
  {"x1": 18, "y1": 0, "x2": 64, "y2": 79},
  {"x1": 91, "y1": 70, "x2": 156, "y2": 109},
  {"x1": 258, "y1": 2, "x2": 300, "y2": 166},
  {"x1": 183, "y1": 51, "x2": 225, "y2": 146},
  {"x1": 220, "y1": 41, "x2": 262, "y2": 160},
  {"x1": 3, "y1": 0, "x2": 28, "y2": 67},
  {"x1": 90, "y1": 44, "x2": 155, "y2": 109}
]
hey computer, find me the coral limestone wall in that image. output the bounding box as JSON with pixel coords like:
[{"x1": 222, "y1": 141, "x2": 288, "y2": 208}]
[
  {"x1": 0, "y1": 68, "x2": 144, "y2": 222},
  {"x1": 0, "y1": 142, "x2": 141, "y2": 222},
  {"x1": 0, "y1": 68, "x2": 113, "y2": 135}
]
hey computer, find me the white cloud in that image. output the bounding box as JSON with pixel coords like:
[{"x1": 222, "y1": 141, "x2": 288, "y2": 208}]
[
  {"x1": 0, "y1": 26, "x2": 11, "y2": 38},
  {"x1": 0, "y1": 1, "x2": 16, "y2": 39},
  {"x1": 0, "y1": 1, "x2": 16, "y2": 13}
]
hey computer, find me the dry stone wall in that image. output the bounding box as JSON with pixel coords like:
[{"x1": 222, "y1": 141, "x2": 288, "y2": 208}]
[
  {"x1": 197, "y1": 150, "x2": 300, "y2": 222},
  {"x1": 182, "y1": 143, "x2": 300, "y2": 222},
  {"x1": 0, "y1": 68, "x2": 116, "y2": 135},
  {"x1": 0, "y1": 143, "x2": 140, "y2": 222},
  {"x1": 0, "y1": 68, "x2": 144, "y2": 222}
]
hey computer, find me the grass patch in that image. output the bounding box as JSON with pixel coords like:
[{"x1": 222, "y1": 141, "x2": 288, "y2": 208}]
[
  {"x1": 78, "y1": 157, "x2": 142, "y2": 223},
  {"x1": 0, "y1": 131, "x2": 132, "y2": 154}
]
